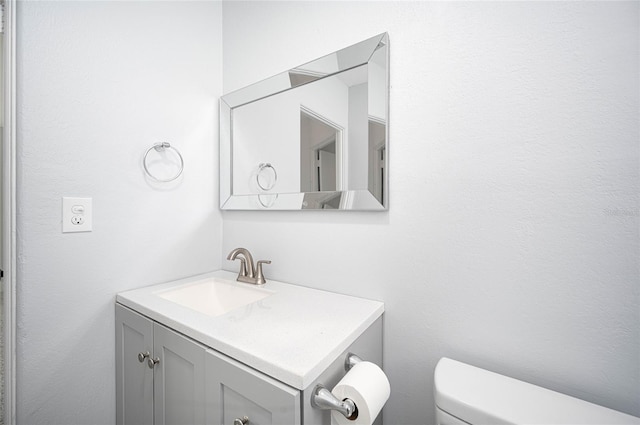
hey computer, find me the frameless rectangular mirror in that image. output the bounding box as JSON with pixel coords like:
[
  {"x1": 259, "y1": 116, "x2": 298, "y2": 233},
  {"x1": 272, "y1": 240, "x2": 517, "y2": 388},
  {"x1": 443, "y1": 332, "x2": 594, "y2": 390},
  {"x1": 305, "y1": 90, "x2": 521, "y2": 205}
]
[{"x1": 220, "y1": 33, "x2": 389, "y2": 210}]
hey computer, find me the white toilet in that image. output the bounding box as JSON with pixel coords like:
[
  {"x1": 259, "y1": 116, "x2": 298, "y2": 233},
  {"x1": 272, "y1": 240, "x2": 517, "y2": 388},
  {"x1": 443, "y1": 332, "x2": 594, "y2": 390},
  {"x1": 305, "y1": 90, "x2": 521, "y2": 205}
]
[{"x1": 434, "y1": 357, "x2": 640, "y2": 425}]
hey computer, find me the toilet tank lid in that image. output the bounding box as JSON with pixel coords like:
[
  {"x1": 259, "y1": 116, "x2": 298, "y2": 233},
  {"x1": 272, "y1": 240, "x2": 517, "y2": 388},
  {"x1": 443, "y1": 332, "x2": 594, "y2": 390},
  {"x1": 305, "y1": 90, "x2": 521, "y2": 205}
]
[{"x1": 434, "y1": 358, "x2": 640, "y2": 425}]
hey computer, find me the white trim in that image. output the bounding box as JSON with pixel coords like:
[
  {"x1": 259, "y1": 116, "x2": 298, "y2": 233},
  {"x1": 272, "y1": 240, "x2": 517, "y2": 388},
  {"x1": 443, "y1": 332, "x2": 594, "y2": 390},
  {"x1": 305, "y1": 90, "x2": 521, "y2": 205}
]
[{"x1": 2, "y1": 0, "x2": 16, "y2": 423}]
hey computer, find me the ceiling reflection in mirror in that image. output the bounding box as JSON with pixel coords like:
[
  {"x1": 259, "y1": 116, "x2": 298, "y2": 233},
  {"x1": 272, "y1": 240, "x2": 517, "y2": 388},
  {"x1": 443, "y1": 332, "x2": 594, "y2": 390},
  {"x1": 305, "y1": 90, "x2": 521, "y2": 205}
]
[{"x1": 220, "y1": 33, "x2": 389, "y2": 210}]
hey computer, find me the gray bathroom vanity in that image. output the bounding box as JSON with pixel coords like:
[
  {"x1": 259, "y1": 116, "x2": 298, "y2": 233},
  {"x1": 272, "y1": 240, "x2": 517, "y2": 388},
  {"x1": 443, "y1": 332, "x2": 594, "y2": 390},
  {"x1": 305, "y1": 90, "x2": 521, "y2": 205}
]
[{"x1": 115, "y1": 271, "x2": 384, "y2": 425}]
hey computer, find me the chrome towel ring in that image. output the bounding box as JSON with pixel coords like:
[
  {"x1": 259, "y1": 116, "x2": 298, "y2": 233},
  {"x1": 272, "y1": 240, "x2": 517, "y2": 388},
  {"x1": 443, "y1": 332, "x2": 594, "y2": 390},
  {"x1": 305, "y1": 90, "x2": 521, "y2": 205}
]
[{"x1": 143, "y1": 142, "x2": 184, "y2": 182}]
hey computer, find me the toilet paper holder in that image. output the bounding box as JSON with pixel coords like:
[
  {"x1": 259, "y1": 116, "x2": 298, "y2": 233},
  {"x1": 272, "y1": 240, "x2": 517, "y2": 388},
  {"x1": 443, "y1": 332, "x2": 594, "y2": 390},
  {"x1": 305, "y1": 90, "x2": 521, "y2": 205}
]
[{"x1": 311, "y1": 353, "x2": 363, "y2": 420}]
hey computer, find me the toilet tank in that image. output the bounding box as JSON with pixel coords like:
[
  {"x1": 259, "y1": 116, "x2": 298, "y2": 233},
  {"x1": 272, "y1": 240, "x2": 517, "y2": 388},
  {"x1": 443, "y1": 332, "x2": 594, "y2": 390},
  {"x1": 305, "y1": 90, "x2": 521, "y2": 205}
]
[{"x1": 434, "y1": 357, "x2": 640, "y2": 425}]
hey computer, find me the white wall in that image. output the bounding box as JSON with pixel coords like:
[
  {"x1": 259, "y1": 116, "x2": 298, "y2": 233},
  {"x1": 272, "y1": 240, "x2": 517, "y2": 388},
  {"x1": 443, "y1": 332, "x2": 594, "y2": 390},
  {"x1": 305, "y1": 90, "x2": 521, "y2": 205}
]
[
  {"x1": 222, "y1": 1, "x2": 639, "y2": 423},
  {"x1": 17, "y1": 1, "x2": 223, "y2": 423},
  {"x1": 12, "y1": 1, "x2": 639, "y2": 423}
]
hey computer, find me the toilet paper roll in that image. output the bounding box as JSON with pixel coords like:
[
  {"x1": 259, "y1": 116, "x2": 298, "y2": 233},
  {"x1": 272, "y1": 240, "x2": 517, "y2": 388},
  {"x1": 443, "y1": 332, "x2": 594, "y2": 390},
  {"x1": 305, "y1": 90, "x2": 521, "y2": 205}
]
[{"x1": 331, "y1": 361, "x2": 391, "y2": 425}]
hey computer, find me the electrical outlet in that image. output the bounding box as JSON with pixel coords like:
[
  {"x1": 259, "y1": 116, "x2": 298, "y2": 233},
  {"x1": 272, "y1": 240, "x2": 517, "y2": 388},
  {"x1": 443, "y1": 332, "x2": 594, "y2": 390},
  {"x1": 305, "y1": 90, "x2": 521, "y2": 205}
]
[{"x1": 63, "y1": 197, "x2": 92, "y2": 233}]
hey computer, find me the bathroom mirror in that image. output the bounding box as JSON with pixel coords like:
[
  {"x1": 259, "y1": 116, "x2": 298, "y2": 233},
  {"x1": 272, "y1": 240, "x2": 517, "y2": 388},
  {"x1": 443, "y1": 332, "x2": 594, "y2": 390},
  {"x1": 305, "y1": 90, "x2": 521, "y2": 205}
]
[{"x1": 220, "y1": 33, "x2": 389, "y2": 210}]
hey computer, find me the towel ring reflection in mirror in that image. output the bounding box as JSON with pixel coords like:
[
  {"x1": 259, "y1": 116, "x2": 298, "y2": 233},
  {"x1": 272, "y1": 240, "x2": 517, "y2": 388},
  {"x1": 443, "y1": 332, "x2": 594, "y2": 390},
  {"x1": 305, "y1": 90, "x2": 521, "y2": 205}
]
[
  {"x1": 258, "y1": 193, "x2": 278, "y2": 209},
  {"x1": 143, "y1": 142, "x2": 184, "y2": 183},
  {"x1": 256, "y1": 163, "x2": 277, "y2": 191}
]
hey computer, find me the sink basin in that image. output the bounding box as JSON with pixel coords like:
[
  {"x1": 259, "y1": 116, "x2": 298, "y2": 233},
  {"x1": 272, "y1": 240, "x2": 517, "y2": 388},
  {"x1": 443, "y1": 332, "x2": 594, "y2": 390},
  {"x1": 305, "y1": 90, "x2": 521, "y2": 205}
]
[{"x1": 155, "y1": 277, "x2": 274, "y2": 317}]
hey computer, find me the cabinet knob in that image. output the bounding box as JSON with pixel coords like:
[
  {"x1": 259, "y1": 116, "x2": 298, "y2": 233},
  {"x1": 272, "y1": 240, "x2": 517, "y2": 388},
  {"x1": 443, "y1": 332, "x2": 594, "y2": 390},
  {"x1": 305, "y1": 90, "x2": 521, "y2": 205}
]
[
  {"x1": 137, "y1": 351, "x2": 150, "y2": 363},
  {"x1": 233, "y1": 416, "x2": 249, "y2": 425},
  {"x1": 147, "y1": 357, "x2": 160, "y2": 369}
]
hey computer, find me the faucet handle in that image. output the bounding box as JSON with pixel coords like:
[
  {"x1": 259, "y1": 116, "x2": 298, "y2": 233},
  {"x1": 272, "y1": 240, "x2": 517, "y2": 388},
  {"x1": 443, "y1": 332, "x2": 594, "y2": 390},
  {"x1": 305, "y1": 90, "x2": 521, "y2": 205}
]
[{"x1": 255, "y1": 260, "x2": 271, "y2": 285}]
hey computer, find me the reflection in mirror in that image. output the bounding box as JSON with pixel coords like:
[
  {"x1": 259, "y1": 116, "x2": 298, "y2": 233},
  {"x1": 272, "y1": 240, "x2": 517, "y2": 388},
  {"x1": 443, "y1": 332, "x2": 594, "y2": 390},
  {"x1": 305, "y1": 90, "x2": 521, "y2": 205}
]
[
  {"x1": 300, "y1": 107, "x2": 342, "y2": 193},
  {"x1": 369, "y1": 119, "x2": 386, "y2": 205},
  {"x1": 220, "y1": 33, "x2": 389, "y2": 210}
]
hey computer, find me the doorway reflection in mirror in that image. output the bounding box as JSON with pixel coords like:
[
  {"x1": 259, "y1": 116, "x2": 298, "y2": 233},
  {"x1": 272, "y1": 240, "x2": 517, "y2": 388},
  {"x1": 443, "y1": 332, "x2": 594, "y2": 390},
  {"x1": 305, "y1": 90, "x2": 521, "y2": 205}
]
[{"x1": 300, "y1": 107, "x2": 343, "y2": 193}]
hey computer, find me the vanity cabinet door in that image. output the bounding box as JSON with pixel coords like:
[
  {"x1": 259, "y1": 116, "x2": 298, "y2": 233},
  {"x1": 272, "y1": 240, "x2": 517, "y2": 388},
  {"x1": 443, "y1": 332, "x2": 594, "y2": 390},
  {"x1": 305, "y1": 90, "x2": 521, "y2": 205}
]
[
  {"x1": 116, "y1": 304, "x2": 154, "y2": 425},
  {"x1": 153, "y1": 323, "x2": 207, "y2": 425},
  {"x1": 206, "y1": 349, "x2": 301, "y2": 425},
  {"x1": 116, "y1": 304, "x2": 208, "y2": 425}
]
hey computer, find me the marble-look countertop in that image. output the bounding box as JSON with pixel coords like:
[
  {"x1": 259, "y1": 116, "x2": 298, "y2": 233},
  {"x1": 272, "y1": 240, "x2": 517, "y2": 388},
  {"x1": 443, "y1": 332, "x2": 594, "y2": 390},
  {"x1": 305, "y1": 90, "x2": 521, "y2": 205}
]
[{"x1": 116, "y1": 270, "x2": 384, "y2": 390}]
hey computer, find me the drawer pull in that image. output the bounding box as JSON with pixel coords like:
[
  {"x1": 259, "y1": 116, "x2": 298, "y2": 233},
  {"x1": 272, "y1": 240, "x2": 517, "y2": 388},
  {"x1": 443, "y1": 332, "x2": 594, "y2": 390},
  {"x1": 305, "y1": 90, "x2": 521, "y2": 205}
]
[
  {"x1": 137, "y1": 351, "x2": 150, "y2": 363},
  {"x1": 233, "y1": 416, "x2": 249, "y2": 425}
]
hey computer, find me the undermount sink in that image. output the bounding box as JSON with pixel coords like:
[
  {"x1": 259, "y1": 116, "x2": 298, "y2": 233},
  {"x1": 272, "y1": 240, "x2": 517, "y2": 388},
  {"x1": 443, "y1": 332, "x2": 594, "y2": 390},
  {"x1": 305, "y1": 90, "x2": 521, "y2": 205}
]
[{"x1": 155, "y1": 277, "x2": 274, "y2": 317}]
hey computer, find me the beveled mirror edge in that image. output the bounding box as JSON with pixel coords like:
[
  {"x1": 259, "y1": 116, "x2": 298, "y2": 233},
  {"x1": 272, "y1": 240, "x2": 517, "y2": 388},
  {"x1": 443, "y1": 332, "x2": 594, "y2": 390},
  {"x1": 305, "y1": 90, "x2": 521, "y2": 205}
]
[
  {"x1": 220, "y1": 33, "x2": 389, "y2": 211},
  {"x1": 221, "y1": 32, "x2": 389, "y2": 109},
  {"x1": 220, "y1": 98, "x2": 232, "y2": 207},
  {"x1": 221, "y1": 190, "x2": 387, "y2": 211}
]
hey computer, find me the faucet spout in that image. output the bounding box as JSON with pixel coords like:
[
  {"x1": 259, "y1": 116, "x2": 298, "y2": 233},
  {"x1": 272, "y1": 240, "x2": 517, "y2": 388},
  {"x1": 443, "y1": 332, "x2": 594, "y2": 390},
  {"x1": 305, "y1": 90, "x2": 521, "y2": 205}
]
[{"x1": 227, "y1": 247, "x2": 255, "y2": 278}]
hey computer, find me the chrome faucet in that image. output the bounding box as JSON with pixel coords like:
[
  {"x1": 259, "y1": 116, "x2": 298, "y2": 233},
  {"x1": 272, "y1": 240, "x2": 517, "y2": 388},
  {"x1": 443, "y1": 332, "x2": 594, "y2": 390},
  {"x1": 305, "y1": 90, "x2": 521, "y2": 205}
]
[{"x1": 227, "y1": 247, "x2": 271, "y2": 285}]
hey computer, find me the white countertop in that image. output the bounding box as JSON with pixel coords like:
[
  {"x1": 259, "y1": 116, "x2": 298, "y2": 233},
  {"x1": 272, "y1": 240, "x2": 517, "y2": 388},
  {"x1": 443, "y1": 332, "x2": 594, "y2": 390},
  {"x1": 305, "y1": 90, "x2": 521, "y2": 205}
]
[{"x1": 116, "y1": 270, "x2": 384, "y2": 390}]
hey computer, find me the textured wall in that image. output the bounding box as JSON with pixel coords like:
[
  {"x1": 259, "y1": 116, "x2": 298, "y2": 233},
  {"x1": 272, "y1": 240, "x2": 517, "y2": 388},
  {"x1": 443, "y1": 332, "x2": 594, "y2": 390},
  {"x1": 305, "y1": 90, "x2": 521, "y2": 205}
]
[
  {"x1": 16, "y1": 2, "x2": 223, "y2": 423},
  {"x1": 221, "y1": 1, "x2": 639, "y2": 423}
]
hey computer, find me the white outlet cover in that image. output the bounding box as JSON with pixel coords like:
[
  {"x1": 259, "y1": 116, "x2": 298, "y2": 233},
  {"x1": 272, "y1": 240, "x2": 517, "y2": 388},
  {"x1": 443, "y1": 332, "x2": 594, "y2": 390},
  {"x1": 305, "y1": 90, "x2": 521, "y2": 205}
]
[{"x1": 62, "y1": 197, "x2": 93, "y2": 233}]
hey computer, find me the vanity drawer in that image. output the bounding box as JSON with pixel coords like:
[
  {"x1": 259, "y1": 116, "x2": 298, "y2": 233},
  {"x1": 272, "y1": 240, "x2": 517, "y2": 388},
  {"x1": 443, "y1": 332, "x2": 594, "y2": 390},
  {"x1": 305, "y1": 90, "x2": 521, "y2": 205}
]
[{"x1": 206, "y1": 349, "x2": 301, "y2": 425}]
